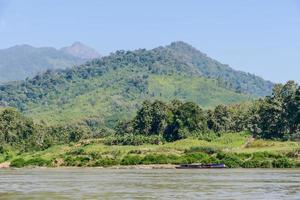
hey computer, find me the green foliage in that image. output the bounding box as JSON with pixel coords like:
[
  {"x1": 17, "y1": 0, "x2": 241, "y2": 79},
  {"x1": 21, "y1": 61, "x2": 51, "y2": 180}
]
[
  {"x1": 0, "y1": 108, "x2": 36, "y2": 148},
  {"x1": 216, "y1": 153, "x2": 243, "y2": 168},
  {"x1": 255, "y1": 81, "x2": 300, "y2": 139},
  {"x1": 63, "y1": 155, "x2": 91, "y2": 167},
  {"x1": 10, "y1": 158, "x2": 26, "y2": 168},
  {"x1": 0, "y1": 42, "x2": 269, "y2": 127},
  {"x1": 184, "y1": 146, "x2": 221, "y2": 155},
  {"x1": 121, "y1": 155, "x2": 142, "y2": 165},
  {"x1": 25, "y1": 157, "x2": 51, "y2": 167},
  {"x1": 0, "y1": 108, "x2": 91, "y2": 151},
  {"x1": 121, "y1": 81, "x2": 299, "y2": 141},
  {"x1": 93, "y1": 158, "x2": 120, "y2": 167},
  {"x1": 104, "y1": 134, "x2": 163, "y2": 146}
]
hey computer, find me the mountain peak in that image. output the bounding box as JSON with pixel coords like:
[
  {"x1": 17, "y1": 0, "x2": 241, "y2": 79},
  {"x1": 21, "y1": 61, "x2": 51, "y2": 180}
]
[
  {"x1": 167, "y1": 41, "x2": 195, "y2": 50},
  {"x1": 61, "y1": 42, "x2": 100, "y2": 59}
]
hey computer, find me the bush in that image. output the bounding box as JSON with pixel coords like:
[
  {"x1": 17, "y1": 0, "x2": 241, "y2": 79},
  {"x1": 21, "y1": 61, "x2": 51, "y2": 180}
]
[
  {"x1": 67, "y1": 148, "x2": 85, "y2": 155},
  {"x1": 272, "y1": 158, "x2": 295, "y2": 168},
  {"x1": 217, "y1": 153, "x2": 242, "y2": 168},
  {"x1": 142, "y1": 154, "x2": 169, "y2": 164},
  {"x1": 182, "y1": 153, "x2": 210, "y2": 164},
  {"x1": 185, "y1": 146, "x2": 220, "y2": 155},
  {"x1": 63, "y1": 155, "x2": 91, "y2": 166},
  {"x1": 94, "y1": 157, "x2": 120, "y2": 167},
  {"x1": 252, "y1": 152, "x2": 282, "y2": 159},
  {"x1": 194, "y1": 132, "x2": 219, "y2": 142},
  {"x1": 121, "y1": 155, "x2": 142, "y2": 165},
  {"x1": 242, "y1": 159, "x2": 261, "y2": 168},
  {"x1": 104, "y1": 134, "x2": 164, "y2": 146},
  {"x1": 0, "y1": 146, "x2": 5, "y2": 154},
  {"x1": 260, "y1": 160, "x2": 273, "y2": 168},
  {"x1": 25, "y1": 157, "x2": 51, "y2": 166},
  {"x1": 10, "y1": 158, "x2": 26, "y2": 168}
]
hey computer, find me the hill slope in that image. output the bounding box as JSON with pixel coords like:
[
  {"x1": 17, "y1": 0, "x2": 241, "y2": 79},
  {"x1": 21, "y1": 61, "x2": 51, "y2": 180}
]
[
  {"x1": 166, "y1": 42, "x2": 274, "y2": 96},
  {"x1": 0, "y1": 43, "x2": 100, "y2": 83},
  {"x1": 0, "y1": 42, "x2": 272, "y2": 127}
]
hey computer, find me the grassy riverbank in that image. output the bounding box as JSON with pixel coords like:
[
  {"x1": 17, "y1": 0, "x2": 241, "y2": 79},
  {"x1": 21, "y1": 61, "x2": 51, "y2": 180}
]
[{"x1": 1, "y1": 132, "x2": 299, "y2": 168}]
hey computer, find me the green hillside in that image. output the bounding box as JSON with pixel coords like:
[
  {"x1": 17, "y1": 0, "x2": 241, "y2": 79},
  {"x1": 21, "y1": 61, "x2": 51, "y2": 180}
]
[
  {"x1": 0, "y1": 42, "x2": 269, "y2": 127},
  {"x1": 24, "y1": 74, "x2": 251, "y2": 126}
]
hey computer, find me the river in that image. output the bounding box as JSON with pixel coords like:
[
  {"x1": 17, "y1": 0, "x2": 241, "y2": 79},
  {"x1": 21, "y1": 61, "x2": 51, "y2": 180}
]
[{"x1": 0, "y1": 168, "x2": 299, "y2": 199}]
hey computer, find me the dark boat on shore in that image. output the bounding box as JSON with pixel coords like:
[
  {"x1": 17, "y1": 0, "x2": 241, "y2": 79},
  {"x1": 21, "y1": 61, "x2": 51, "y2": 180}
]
[{"x1": 176, "y1": 163, "x2": 226, "y2": 169}]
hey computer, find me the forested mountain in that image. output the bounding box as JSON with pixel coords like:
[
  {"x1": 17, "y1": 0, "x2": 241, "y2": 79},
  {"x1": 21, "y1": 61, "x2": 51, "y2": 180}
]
[
  {"x1": 166, "y1": 42, "x2": 274, "y2": 96},
  {"x1": 0, "y1": 42, "x2": 100, "y2": 83},
  {"x1": 0, "y1": 42, "x2": 273, "y2": 127}
]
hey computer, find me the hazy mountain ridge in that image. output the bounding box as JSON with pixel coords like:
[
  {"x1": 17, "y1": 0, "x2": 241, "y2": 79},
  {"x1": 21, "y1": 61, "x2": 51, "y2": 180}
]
[
  {"x1": 61, "y1": 42, "x2": 101, "y2": 59},
  {"x1": 0, "y1": 42, "x2": 100, "y2": 83}
]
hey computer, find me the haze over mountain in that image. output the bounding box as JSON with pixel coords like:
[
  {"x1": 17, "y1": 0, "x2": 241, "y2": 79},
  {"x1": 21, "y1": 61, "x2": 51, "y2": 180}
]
[
  {"x1": 0, "y1": 41, "x2": 273, "y2": 127},
  {"x1": 0, "y1": 42, "x2": 100, "y2": 83},
  {"x1": 61, "y1": 42, "x2": 101, "y2": 59}
]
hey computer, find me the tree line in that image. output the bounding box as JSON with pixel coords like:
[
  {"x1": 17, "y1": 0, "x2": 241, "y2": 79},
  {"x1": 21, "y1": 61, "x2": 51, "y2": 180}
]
[
  {"x1": 0, "y1": 108, "x2": 90, "y2": 151},
  {"x1": 117, "y1": 81, "x2": 300, "y2": 141},
  {"x1": 0, "y1": 81, "x2": 299, "y2": 151}
]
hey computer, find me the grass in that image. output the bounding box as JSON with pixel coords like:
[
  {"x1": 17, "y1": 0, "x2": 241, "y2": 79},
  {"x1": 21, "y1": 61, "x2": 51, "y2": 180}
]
[{"x1": 4, "y1": 132, "x2": 300, "y2": 168}]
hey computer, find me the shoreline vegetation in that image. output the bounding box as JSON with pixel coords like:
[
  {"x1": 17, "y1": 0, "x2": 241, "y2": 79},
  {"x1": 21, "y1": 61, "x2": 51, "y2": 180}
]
[
  {"x1": 0, "y1": 81, "x2": 299, "y2": 169},
  {"x1": 1, "y1": 132, "x2": 300, "y2": 169}
]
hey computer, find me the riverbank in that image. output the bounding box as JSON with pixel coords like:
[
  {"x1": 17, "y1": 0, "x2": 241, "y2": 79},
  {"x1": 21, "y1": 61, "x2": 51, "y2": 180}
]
[
  {"x1": 1, "y1": 133, "x2": 300, "y2": 168},
  {"x1": 0, "y1": 163, "x2": 178, "y2": 169}
]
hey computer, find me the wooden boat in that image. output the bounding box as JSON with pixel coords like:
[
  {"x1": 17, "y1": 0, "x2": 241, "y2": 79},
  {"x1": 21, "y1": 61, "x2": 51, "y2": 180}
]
[{"x1": 175, "y1": 163, "x2": 226, "y2": 169}]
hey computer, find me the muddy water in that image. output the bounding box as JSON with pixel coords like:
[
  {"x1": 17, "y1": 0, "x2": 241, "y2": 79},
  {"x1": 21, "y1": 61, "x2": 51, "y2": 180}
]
[{"x1": 0, "y1": 168, "x2": 299, "y2": 199}]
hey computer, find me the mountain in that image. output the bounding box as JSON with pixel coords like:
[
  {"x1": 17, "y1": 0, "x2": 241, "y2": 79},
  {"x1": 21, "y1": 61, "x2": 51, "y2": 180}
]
[
  {"x1": 166, "y1": 42, "x2": 274, "y2": 96},
  {"x1": 0, "y1": 42, "x2": 100, "y2": 83},
  {"x1": 0, "y1": 41, "x2": 273, "y2": 127},
  {"x1": 61, "y1": 42, "x2": 101, "y2": 59}
]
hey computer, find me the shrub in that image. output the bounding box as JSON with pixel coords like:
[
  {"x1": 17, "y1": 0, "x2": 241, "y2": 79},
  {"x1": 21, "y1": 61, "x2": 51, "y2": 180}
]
[
  {"x1": 272, "y1": 158, "x2": 295, "y2": 168},
  {"x1": 245, "y1": 140, "x2": 275, "y2": 148},
  {"x1": 121, "y1": 155, "x2": 142, "y2": 165},
  {"x1": 217, "y1": 153, "x2": 242, "y2": 168},
  {"x1": 0, "y1": 146, "x2": 5, "y2": 154},
  {"x1": 67, "y1": 148, "x2": 85, "y2": 155},
  {"x1": 185, "y1": 146, "x2": 220, "y2": 155},
  {"x1": 63, "y1": 155, "x2": 91, "y2": 166},
  {"x1": 104, "y1": 134, "x2": 164, "y2": 146},
  {"x1": 182, "y1": 153, "x2": 210, "y2": 164},
  {"x1": 94, "y1": 158, "x2": 120, "y2": 167},
  {"x1": 194, "y1": 132, "x2": 218, "y2": 142},
  {"x1": 142, "y1": 154, "x2": 169, "y2": 164},
  {"x1": 260, "y1": 160, "x2": 273, "y2": 168},
  {"x1": 25, "y1": 157, "x2": 51, "y2": 166},
  {"x1": 252, "y1": 152, "x2": 282, "y2": 159},
  {"x1": 242, "y1": 159, "x2": 261, "y2": 168},
  {"x1": 10, "y1": 158, "x2": 26, "y2": 168}
]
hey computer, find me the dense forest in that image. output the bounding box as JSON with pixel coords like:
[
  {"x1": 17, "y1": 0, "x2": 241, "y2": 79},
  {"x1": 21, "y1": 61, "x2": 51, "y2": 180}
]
[
  {"x1": 116, "y1": 81, "x2": 300, "y2": 141},
  {"x1": 0, "y1": 42, "x2": 272, "y2": 127},
  {"x1": 0, "y1": 81, "x2": 298, "y2": 152}
]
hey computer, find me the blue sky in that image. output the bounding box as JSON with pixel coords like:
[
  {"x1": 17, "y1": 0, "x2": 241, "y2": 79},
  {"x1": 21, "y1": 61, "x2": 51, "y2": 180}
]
[{"x1": 0, "y1": 0, "x2": 299, "y2": 83}]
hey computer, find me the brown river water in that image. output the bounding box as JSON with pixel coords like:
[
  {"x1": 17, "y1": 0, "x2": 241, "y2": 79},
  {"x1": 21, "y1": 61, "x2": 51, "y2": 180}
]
[{"x1": 0, "y1": 168, "x2": 299, "y2": 199}]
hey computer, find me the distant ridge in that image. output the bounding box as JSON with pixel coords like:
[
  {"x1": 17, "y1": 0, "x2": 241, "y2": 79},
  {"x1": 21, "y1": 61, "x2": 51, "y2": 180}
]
[
  {"x1": 0, "y1": 42, "x2": 100, "y2": 83},
  {"x1": 61, "y1": 41, "x2": 101, "y2": 59}
]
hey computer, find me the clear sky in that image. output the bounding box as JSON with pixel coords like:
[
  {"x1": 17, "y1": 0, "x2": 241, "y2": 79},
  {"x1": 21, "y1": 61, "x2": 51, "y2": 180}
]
[{"x1": 0, "y1": 0, "x2": 299, "y2": 83}]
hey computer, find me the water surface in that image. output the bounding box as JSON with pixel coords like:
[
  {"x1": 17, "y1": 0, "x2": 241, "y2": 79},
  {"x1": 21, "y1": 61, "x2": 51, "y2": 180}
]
[{"x1": 0, "y1": 168, "x2": 299, "y2": 199}]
